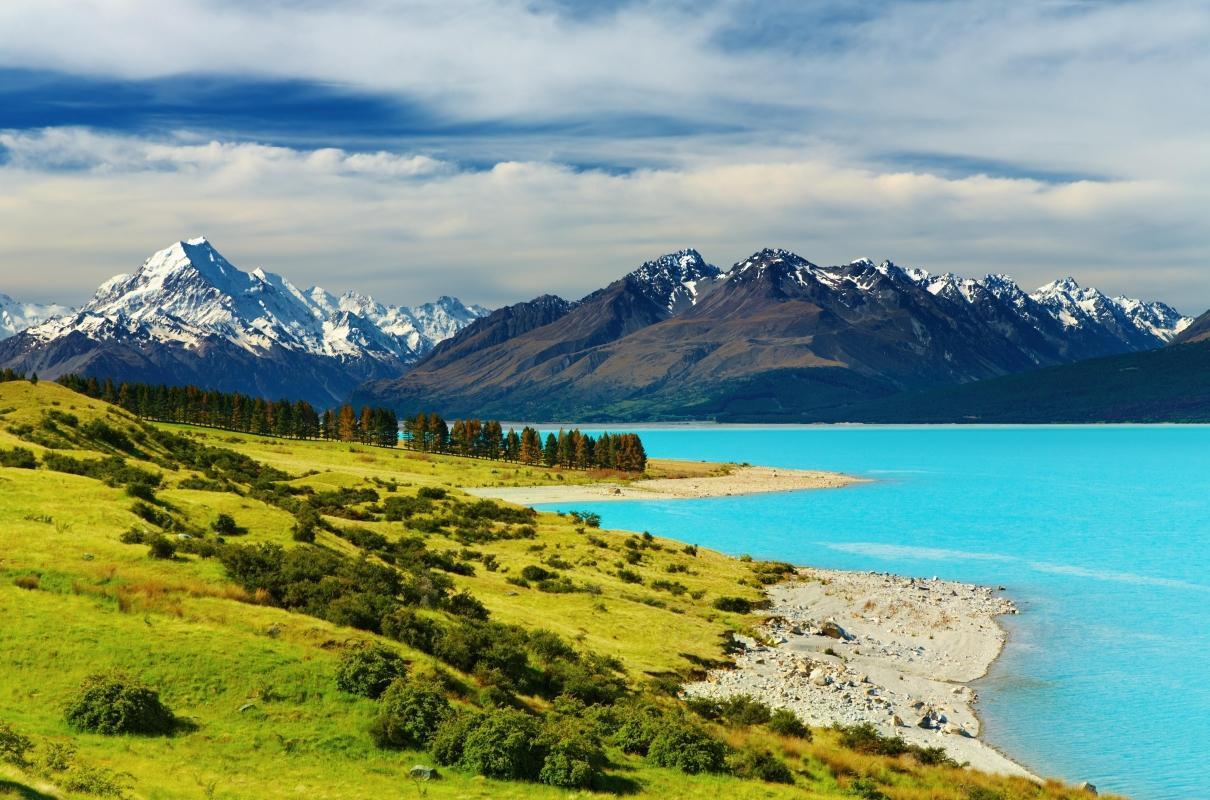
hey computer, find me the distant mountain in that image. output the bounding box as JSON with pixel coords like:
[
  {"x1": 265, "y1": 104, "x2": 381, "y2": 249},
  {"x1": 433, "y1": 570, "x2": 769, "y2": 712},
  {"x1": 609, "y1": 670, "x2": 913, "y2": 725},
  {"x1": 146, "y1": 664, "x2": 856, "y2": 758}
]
[
  {"x1": 1173, "y1": 309, "x2": 1210, "y2": 345},
  {"x1": 0, "y1": 238, "x2": 488, "y2": 406},
  {"x1": 0, "y1": 294, "x2": 72, "y2": 340},
  {"x1": 355, "y1": 248, "x2": 1192, "y2": 421},
  {"x1": 816, "y1": 338, "x2": 1210, "y2": 424}
]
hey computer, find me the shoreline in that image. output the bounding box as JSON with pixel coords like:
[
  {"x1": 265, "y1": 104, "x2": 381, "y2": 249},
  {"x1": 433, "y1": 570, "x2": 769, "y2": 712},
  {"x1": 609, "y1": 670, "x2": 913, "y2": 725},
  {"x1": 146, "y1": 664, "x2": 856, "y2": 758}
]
[
  {"x1": 463, "y1": 464, "x2": 863, "y2": 504},
  {"x1": 683, "y1": 567, "x2": 1036, "y2": 779}
]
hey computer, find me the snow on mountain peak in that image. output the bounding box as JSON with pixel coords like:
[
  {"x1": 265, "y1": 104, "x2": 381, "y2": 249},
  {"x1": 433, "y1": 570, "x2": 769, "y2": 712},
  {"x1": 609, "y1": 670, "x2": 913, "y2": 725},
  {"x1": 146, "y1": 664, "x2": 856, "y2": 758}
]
[
  {"x1": 628, "y1": 249, "x2": 721, "y2": 314},
  {"x1": 0, "y1": 293, "x2": 73, "y2": 341},
  {"x1": 24, "y1": 238, "x2": 489, "y2": 362}
]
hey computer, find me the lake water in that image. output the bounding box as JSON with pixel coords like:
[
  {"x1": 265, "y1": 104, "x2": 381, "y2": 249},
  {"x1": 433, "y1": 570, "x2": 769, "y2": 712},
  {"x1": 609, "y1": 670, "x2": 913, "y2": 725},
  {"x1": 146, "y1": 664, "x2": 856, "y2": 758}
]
[{"x1": 536, "y1": 426, "x2": 1210, "y2": 800}]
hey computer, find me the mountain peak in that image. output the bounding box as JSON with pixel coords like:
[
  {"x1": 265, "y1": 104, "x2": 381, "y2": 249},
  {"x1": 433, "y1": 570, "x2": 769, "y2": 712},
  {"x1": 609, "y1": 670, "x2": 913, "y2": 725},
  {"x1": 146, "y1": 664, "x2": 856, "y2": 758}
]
[{"x1": 627, "y1": 248, "x2": 721, "y2": 314}]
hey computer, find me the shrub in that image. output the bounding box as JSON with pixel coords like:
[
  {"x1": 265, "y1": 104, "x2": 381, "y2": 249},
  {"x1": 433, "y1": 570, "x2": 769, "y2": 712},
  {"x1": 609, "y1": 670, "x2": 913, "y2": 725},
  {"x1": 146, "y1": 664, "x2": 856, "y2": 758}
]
[
  {"x1": 444, "y1": 590, "x2": 489, "y2": 620},
  {"x1": 0, "y1": 446, "x2": 37, "y2": 469},
  {"x1": 131, "y1": 501, "x2": 174, "y2": 530},
  {"x1": 616, "y1": 568, "x2": 642, "y2": 584},
  {"x1": 417, "y1": 486, "x2": 447, "y2": 500},
  {"x1": 537, "y1": 717, "x2": 605, "y2": 789},
  {"x1": 335, "y1": 644, "x2": 406, "y2": 698},
  {"x1": 720, "y1": 694, "x2": 772, "y2": 726},
  {"x1": 520, "y1": 564, "x2": 555, "y2": 582},
  {"x1": 292, "y1": 506, "x2": 320, "y2": 543},
  {"x1": 684, "y1": 696, "x2": 723, "y2": 720},
  {"x1": 611, "y1": 704, "x2": 663, "y2": 755},
  {"x1": 124, "y1": 481, "x2": 157, "y2": 501},
  {"x1": 64, "y1": 673, "x2": 176, "y2": 735},
  {"x1": 212, "y1": 513, "x2": 238, "y2": 535},
  {"x1": 459, "y1": 707, "x2": 544, "y2": 780},
  {"x1": 381, "y1": 608, "x2": 441, "y2": 652},
  {"x1": 712, "y1": 596, "x2": 753, "y2": 613},
  {"x1": 430, "y1": 709, "x2": 483, "y2": 766},
  {"x1": 767, "y1": 708, "x2": 811, "y2": 739},
  {"x1": 369, "y1": 679, "x2": 451, "y2": 749},
  {"x1": 146, "y1": 533, "x2": 177, "y2": 560},
  {"x1": 647, "y1": 721, "x2": 727, "y2": 774},
  {"x1": 0, "y1": 721, "x2": 33, "y2": 766},
  {"x1": 726, "y1": 745, "x2": 794, "y2": 783}
]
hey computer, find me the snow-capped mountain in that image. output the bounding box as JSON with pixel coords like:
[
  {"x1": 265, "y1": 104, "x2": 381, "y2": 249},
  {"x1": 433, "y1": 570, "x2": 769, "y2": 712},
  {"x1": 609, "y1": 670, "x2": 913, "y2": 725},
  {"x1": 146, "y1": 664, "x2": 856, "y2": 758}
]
[
  {"x1": 0, "y1": 238, "x2": 489, "y2": 406},
  {"x1": 358, "y1": 247, "x2": 1194, "y2": 421},
  {"x1": 903, "y1": 268, "x2": 1191, "y2": 354},
  {"x1": 626, "y1": 249, "x2": 721, "y2": 314},
  {"x1": 0, "y1": 294, "x2": 72, "y2": 340}
]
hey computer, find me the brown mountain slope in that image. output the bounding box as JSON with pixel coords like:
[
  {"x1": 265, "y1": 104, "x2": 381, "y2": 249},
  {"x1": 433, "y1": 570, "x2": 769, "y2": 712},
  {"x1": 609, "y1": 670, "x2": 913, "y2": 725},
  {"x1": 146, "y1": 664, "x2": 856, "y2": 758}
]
[
  {"x1": 1173, "y1": 309, "x2": 1210, "y2": 344},
  {"x1": 354, "y1": 249, "x2": 1092, "y2": 420}
]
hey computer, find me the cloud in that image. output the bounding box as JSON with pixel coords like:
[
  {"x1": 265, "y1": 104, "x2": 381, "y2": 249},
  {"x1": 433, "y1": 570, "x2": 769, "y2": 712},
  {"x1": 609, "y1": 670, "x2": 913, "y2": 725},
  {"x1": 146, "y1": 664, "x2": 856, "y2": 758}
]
[
  {"x1": 1, "y1": 128, "x2": 1203, "y2": 313},
  {"x1": 0, "y1": 2, "x2": 1207, "y2": 311}
]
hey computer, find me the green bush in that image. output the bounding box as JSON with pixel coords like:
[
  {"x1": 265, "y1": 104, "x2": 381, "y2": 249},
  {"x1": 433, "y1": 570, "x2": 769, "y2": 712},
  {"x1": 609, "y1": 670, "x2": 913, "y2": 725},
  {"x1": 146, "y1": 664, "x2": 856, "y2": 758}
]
[
  {"x1": 767, "y1": 708, "x2": 811, "y2": 739},
  {"x1": 520, "y1": 564, "x2": 555, "y2": 582},
  {"x1": 0, "y1": 721, "x2": 33, "y2": 766},
  {"x1": 536, "y1": 717, "x2": 605, "y2": 789},
  {"x1": 646, "y1": 721, "x2": 727, "y2": 774},
  {"x1": 64, "y1": 673, "x2": 176, "y2": 735},
  {"x1": 712, "y1": 596, "x2": 753, "y2": 613},
  {"x1": 212, "y1": 513, "x2": 238, "y2": 535},
  {"x1": 610, "y1": 703, "x2": 663, "y2": 755},
  {"x1": 369, "y1": 679, "x2": 451, "y2": 749},
  {"x1": 335, "y1": 644, "x2": 406, "y2": 698},
  {"x1": 459, "y1": 707, "x2": 544, "y2": 780},
  {"x1": 720, "y1": 694, "x2": 772, "y2": 726},
  {"x1": 146, "y1": 533, "x2": 177, "y2": 560},
  {"x1": 417, "y1": 486, "x2": 447, "y2": 500},
  {"x1": 0, "y1": 446, "x2": 37, "y2": 469},
  {"x1": 726, "y1": 745, "x2": 794, "y2": 783},
  {"x1": 430, "y1": 709, "x2": 483, "y2": 766}
]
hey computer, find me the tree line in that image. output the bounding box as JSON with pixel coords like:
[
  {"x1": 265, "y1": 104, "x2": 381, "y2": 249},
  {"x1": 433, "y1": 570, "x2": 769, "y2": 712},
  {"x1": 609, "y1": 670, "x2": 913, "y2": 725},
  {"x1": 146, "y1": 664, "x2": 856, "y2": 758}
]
[
  {"x1": 50, "y1": 376, "x2": 647, "y2": 472},
  {"x1": 55, "y1": 375, "x2": 398, "y2": 446},
  {"x1": 403, "y1": 413, "x2": 647, "y2": 472}
]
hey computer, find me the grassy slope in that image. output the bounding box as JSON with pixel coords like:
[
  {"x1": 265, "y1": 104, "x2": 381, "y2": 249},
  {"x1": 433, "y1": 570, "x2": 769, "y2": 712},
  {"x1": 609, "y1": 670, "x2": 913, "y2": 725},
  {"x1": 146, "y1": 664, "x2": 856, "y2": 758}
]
[{"x1": 0, "y1": 381, "x2": 1108, "y2": 800}]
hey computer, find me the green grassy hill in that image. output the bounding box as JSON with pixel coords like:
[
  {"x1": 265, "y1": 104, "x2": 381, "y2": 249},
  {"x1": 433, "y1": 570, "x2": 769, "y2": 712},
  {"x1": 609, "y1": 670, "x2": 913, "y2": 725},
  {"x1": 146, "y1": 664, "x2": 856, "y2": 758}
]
[{"x1": 0, "y1": 380, "x2": 1110, "y2": 799}]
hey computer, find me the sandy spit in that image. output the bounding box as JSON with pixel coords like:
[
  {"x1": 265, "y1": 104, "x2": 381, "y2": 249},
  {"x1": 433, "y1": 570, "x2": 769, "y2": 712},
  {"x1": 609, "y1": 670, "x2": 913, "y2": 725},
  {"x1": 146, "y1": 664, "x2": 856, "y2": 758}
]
[
  {"x1": 683, "y1": 568, "x2": 1035, "y2": 779},
  {"x1": 464, "y1": 465, "x2": 861, "y2": 505}
]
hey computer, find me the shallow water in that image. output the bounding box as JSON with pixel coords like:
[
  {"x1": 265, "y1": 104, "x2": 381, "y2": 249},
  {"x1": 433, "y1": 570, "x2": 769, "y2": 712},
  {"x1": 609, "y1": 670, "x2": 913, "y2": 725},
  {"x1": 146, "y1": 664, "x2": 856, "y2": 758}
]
[{"x1": 536, "y1": 426, "x2": 1210, "y2": 800}]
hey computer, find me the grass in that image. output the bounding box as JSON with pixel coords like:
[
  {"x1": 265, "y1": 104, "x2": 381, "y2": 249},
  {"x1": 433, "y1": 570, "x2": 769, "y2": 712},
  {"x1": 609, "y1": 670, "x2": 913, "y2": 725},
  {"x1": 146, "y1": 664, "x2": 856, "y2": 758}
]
[{"x1": 0, "y1": 380, "x2": 1117, "y2": 799}]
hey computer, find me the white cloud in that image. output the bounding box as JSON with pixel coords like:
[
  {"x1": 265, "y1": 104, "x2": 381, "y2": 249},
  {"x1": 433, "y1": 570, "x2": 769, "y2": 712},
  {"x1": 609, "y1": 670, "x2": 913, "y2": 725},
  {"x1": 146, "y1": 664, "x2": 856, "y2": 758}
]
[{"x1": 1, "y1": 128, "x2": 1204, "y2": 313}]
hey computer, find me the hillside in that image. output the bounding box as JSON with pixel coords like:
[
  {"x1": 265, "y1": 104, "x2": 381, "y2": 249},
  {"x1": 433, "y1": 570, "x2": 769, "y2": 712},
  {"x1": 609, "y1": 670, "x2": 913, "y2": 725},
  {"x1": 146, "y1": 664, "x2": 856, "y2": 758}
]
[
  {"x1": 1172, "y1": 308, "x2": 1210, "y2": 345},
  {"x1": 0, "y1": 379, "x2": 1103, "y2": 799},
  {"x1": 356, "y1": 249, "x2": 1190, "y2": 422},
  {"x1": 808, "y1": 339, "x2": 1210, "y2": 424}
]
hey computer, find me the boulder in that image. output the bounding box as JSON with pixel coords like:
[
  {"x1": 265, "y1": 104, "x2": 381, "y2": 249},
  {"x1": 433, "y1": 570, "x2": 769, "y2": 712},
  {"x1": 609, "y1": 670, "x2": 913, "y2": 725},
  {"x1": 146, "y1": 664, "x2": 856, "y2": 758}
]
[
  {"x1": 915, "y1": 714, "x2": 933, "y2": 729},
  {"x1": 819, "y1": 619, "x2": 850, "y2": 640},
  {"x1": 809, "y1": 668, "x2": 831, "y2": 687},
  {"x1": 409, "y1": 765, "x2": 439, "y2": 781},
  {"x1": 1077, "y1": 782, "x2": 1097, "y2": 795}
]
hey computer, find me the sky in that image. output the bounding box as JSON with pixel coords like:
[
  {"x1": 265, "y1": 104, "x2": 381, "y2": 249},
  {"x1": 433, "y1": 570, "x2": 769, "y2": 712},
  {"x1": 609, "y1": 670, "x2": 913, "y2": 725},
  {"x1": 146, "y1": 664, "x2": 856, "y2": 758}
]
[{"x1": 0, "y1": 0, "x2": 1208, "y2": 312}]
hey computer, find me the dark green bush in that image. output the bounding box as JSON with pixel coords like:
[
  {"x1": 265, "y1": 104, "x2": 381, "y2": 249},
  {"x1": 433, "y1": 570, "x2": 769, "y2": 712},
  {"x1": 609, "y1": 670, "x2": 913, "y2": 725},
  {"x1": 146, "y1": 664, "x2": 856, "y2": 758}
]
[
  {"x1": 616, "y1": 568, "x2": 642, "y2": 584},
  {"x1": 0, "y1": 721, "x2": 33, "y2": 766},
  {"x1": 712, "y1": 596, "x2": 753, "y2": 613},
  {"x1": 459, "y1": 707, "x2": 544, "y2": 780},
  {"x1": 146, "y1": 534, "x2": 177, "y2": 560},
  {"x1": 520, "y1": 564, "x2": 555, "y2": 582},
  {"x1": 417, "y1": 486, "x2": 447, "y2": 500},
  {"x1": 369, "y1": 679, "x2": 451, "y2": 749},
  {"x1": 646, "y1": 721, "x2": 727, "y2": 774},
  {"x1": 836, "y1": 722, "x2": 909, "y2": 756},
  {"x1": 767, "y1": 708, "x2": 810, "y2": 739},
  {"x1": 381, "y1": 608, "x2": 441, "y2": 652},
  {"x1": 720, "y1": 694, "x2": 772, "y2": 726},
  {"x1": 64, "y1": 674, "x2": 176, "y2": 735},
  {"x1": 212, "y1": 513, "x2": 238, "y2": 535},
  {"x1": 430, "y1": 709, "x2": 483, "y2": 766},
  {"x1": 610, "y1": 703, "x2": 663, "y2": 755},
  {"x1": 536, "y1": 717, "x2": 605, "y2": 789},
  {"x1": 335, "y1": 644, "x2": 406, "y2": 698},
  {"x1": 0, "y1": 447, "x2": 37, "y2": 469},
  {"x1": 726, "y1": 746, "x2": 794, "y2": 783}
]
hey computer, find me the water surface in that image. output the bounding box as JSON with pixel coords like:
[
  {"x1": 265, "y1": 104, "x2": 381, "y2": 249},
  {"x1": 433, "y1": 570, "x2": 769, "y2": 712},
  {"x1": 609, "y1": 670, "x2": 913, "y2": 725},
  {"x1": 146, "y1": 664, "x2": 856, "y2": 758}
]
[{"x1": 537, "y1": 426, "x2": 1210, "y2": 800}]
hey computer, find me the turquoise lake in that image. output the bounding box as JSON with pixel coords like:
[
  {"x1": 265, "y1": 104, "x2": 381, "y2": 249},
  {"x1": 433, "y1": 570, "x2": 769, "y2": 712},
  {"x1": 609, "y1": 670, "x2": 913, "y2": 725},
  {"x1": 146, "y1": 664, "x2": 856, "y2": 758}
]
[{"x1": 536, "y1": 426, "x2": 1210, "y2": 800}]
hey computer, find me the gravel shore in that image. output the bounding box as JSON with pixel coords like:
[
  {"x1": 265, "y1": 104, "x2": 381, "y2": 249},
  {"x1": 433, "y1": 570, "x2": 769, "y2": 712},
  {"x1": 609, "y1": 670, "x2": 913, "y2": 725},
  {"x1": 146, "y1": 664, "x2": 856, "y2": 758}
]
[
  {"x1": 683, "y1": 567, "x2": 1034, "y2": 778},
  {"x1": 465, "y1": 465, "x2": 860, "y2": 504}
]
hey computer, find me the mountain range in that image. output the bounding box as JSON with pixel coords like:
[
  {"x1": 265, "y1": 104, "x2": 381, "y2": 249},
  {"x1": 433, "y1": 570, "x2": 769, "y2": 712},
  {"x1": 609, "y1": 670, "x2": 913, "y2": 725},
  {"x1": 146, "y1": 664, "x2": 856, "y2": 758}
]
[
  {"x1": 2, "y1": 240, "x2": 1199, "y2": 421},
  {"x1": 0, "y1": 238, "x2": 488, "y2": 407},
  {"x1": 353, "y1": 248, "x2": 1193, "y2": 420}
]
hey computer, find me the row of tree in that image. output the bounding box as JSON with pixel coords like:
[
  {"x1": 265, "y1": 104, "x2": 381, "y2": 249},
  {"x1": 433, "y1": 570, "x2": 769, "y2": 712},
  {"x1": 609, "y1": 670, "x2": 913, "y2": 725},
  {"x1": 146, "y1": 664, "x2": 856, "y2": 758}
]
[
  {"x1": 402, "y1": 412, "x2": 647, "y2": 472},
  {"x1": 55, "y1": 376, "x2": 398, "y2": 446},
  {"x1": 51, "y1": 376, "x2": 647, "y2": 472}
]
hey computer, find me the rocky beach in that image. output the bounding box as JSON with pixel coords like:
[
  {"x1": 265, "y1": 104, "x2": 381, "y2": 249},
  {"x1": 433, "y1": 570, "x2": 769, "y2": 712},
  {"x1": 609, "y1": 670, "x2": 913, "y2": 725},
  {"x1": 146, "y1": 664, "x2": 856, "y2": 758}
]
[{"x1": 683, "y1": 567, "x2": 1035, "y2": 778}]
